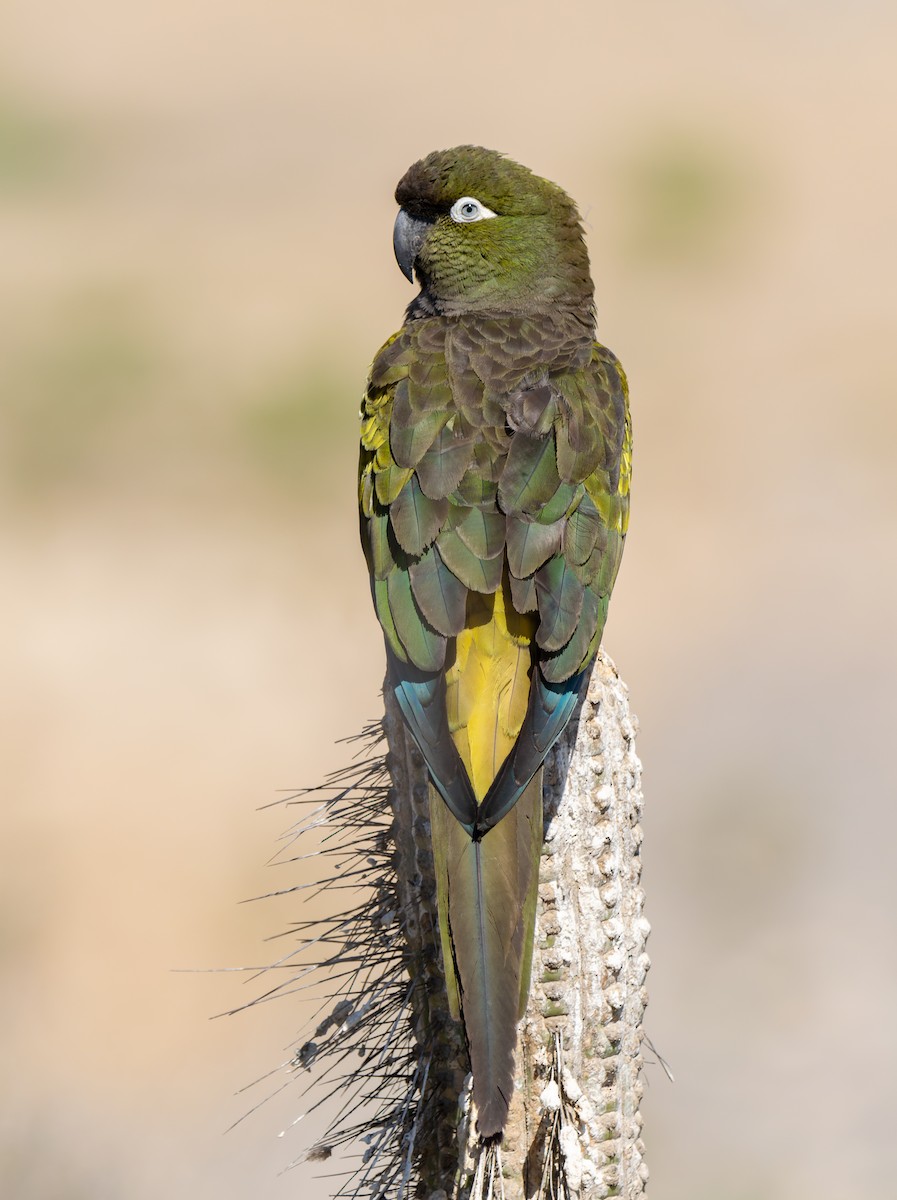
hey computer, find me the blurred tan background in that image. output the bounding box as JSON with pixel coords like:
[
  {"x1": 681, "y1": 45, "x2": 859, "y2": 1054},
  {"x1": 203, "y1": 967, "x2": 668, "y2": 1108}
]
[{"x1": 2, "y1": 1, "x2": 896, "y2": 1196}]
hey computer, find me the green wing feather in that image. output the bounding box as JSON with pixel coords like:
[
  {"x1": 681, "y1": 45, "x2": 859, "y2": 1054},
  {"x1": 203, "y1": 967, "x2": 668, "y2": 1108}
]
[
  {"x1": 385, "y1": 566, "x2": 445, "y2": 672},
  {"x1": 505, "y1": 515, "x2": 563, "y2": 578},
  {"x1": 415, "y1": 422, "x2": 477, "y2": 500},
  {"x1": 507, "y1": 570, "x2": 538, "y2": 614},
  {"x1": 436, "y1": 527, "x2": 504, "y2": 594},
  {"x1": 454, "y1": 506, "x2": 506, "y2": 560},
  {"x1": 389, "y1": 473, "x2": 447, "y2": 556},
  {"x1": 408, "y1": 545, "x2": 468, "y2": 637},
  {"x1": 497, "y1": 431, "x2": 563, "y2": 515},
  {"x1": 534, "y1": 555, "x2": 586, "y2": 652}
]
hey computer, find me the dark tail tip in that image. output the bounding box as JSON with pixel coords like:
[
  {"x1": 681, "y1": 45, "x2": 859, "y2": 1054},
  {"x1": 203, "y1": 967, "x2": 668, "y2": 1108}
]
[{"x1": 475, "y1": 1091, "x2": 510, "y2": 1139}]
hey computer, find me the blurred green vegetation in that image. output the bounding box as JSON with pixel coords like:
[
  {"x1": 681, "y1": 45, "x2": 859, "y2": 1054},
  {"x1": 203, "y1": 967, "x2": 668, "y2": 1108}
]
[
  {"x1": 0, "y1": 90, "x2": 83, "y2": 194},
  {"x1": 0, "y1": 289, "x2": 354, "y2": 507},
  {"x1": 236, "y1": 358, "x2": 356, "y2": 493},
  {"x1": 617, "y1": 129, "x2": 757, "y2": 265},
  {"x1": 0, "y1": 292, "x2": 163, "y2": 495}
]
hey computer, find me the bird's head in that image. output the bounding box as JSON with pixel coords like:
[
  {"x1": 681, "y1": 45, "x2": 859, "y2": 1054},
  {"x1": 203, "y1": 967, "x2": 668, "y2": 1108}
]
[{"x1": 393, "y1": 146, "x2": 594, "y2": 320}]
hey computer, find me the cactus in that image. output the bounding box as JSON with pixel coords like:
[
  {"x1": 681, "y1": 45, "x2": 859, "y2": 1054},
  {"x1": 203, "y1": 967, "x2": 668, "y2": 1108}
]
[{"x1": 245, "y1": 650, "x2": 648, "y2": 1199}]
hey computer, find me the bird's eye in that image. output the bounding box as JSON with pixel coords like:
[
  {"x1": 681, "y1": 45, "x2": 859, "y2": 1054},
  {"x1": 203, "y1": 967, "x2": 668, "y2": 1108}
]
[{"x1": 450, "y1": 196, "x2": 497, "y2": 224}]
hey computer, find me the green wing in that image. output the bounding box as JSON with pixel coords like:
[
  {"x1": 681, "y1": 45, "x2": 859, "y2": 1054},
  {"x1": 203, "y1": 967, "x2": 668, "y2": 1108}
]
[{"x1": 359, "y1": 321, "x2": 629, "y2": 685}]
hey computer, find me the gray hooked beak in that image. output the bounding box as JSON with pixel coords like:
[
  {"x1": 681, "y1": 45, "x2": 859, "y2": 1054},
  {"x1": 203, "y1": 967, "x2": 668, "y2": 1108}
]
[{"x1": 393, "y1": 208, "x2": 431, "y2": 283}]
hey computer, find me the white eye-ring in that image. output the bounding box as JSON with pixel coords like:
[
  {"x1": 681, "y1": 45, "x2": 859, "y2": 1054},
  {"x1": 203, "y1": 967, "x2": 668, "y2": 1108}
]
[{"x1": 450, "y1": 196, "x2": 497, "y2": 223}]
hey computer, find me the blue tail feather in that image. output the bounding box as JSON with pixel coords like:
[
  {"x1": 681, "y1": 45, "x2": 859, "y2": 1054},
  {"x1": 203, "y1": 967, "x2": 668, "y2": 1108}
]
[{"x1": 386, "y1": 651, "x2": 479, "y2": 832}]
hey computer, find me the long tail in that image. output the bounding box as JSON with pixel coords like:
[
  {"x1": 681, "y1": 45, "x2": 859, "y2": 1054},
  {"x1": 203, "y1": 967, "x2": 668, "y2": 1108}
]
[{"x1": 430, "y1": 771, "x2": 543, "y2": 1137}]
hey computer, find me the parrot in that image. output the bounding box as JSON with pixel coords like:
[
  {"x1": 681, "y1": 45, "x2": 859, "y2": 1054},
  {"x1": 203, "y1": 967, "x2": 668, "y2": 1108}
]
[{"x1": 358, "y1": 146, "x2": 631, "y2": 1138}]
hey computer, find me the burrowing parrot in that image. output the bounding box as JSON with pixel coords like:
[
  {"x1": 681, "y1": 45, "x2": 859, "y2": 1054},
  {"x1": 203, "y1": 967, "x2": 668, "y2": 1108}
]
[{"x1": 359, "y1": 147, "x2": 630, "y2": 1137}]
